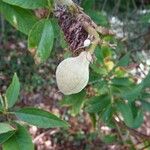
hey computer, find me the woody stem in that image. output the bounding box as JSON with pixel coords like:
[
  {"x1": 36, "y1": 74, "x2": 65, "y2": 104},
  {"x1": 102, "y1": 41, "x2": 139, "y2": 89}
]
[{"x1": 55, "y1": 0, "x2": 79, "y2": 13}]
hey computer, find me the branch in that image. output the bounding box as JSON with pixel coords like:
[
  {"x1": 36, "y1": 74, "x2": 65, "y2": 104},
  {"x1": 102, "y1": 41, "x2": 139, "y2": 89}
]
[
  {"x1": 55, "y1": 0, "x2": 79, "y2": 13},
  {"x1": 33, "y1": 129, "x2": 60, "y2": 144},
  {"x1": 114, "y1": 116, "x2": 150, "y2": 141},
  {"x1": 55, "y1": 0, "x2": 74, "y2": 5}
]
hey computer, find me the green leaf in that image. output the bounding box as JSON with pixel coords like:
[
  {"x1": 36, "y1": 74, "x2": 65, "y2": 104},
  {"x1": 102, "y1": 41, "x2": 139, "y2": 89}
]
[
  {"x1": 101, "y1": 105, "x2": 113, "y2": 123},
  {"x1": 2, "y1": 123, "x2": 34, "y2": 150},
  {"x1": 0, "y1": 95, "x2": 3, "y2": 111},
  {"x1": 94, "y1": 47, "x2": 104, "y2": 63},
  {"x1": 131, "y1": 102, "x2": 144, "y2": 128},
  {"x1": 117, "y1": 52, "x2": 130, "y2": 67},
  {"x1": 141, "y1": 101, "x2": 150, "y2": 111},
  {"x1": 89, "y1": 113, "x2": 97, "y2": 128},
  {"x1": 111, "y1": 77, "x2": 133, "y2": 87},
  {"x1": 142, "y1": 71, "x2": 150, "y2": 88},
  {"x1": 141, "y1": 92, "x2": 150, "y2": 99},
  {"x1": 81, "y1": 0, "x2": 95, "y2": 10},
  {"x1": 28, "y1": 19, "x2": 54, "y2": 63},
  {"x1": 132, "y1": 109, "x2": 143, "y2": 128},
  {"x1": 0, "y1": 123, "x2": 16, "y2": 144},
  {"x1": 6, "y1": 73, "x2": 20, "y2": 108},
  {"x1": 94, "y1": 80, "x2": 108, "y2": 95},
  {"x1": 91, "y1": 63, "x2": 107, "y2": 75},
  {"x1": 102, "y1": 135, "x2": 117, "y2": 144},
  {"x1": 2, "y1": 0, "x2": 48, "y2": 9},
  {"x1": 0, "y1": 131, "x2": 15, "y2": 144},
  {"x1": 86, "y1": 95, "x2": 110, "y2": 113},
  {"x1": 117, "y1": 102, "x2": 144, "y2": 128},
  {"x1": 60, "y1": 91, "x2": 86, "y2": 116},
  {"x1": 0, "y1": 2, "x2": 38, "y2": 34},
  {"x1": 117, "y1": 102, "x2": 134, "y2": 128},
  {"x1": 51, "y1": 18, "x2": 61, "y2": 38},
  {"x1": 0, "y1": 123, "x2": 15, "y2": 134},
  {"x1": 140, "y1": 13, "x2": 150, "y2": 24},
  {"x1": 86, "y1": 10, "x2": 108, "y2": 26},
  {"x1": 14, "y1": 107, "x2": 68, "y2": 128},
  {"x1": 121, "y1": 84, "x2": 143, "y2": 102},
  {"x1": 101, "y1": 46, "x2": 112, "y2": 58}
]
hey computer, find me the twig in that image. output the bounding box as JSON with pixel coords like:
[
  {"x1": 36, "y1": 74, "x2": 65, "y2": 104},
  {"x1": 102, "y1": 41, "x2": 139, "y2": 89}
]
[
  {"x1": 115, "y1": 116, "x2": 150, "y2": 140},
  {"x1": 140, "y1": 0, "x2": 146, "y2": 9},
  {"x1": 101, "y1": 0, "x2": 108, "y2": 11},
  {"x1": 33, "y1": 129, "x2": 60, "y2": 144},
  {"x1": 114, "y1": 118, "x2": 126, "y2": 144},
  {"x1": 113, "y1": 0, "x2": 121, "y2": 15},
  {"x1": 132, "y1": 0, "x2": 137, "y2": 10},
  {"x1": 0, "y1": 15, "x2": 5, "y2": 45}
]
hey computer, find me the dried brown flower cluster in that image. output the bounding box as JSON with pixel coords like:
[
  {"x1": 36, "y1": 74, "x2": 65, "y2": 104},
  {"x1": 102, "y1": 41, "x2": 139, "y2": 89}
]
[{"x1": 54, "y1": 6, "x2": 88, "y2": 54}]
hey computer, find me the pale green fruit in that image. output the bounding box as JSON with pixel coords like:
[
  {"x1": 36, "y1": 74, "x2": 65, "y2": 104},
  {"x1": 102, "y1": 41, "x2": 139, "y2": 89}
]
[{"x1": 56, "y1": 51, "x2": 92, "y2": 95}]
